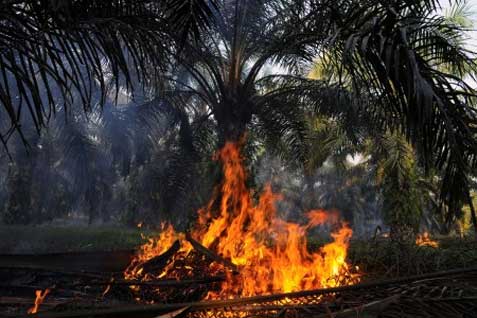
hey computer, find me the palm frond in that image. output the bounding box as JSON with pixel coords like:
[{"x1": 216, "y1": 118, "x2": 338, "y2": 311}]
[
  {"x1": 325, "y1": 0, "x2": 477, "y2": 217},
  {"x1": 0, "y1": 0, "x2": 219, "y2": 149},
  {"x1": 445, "y1": 0, "x2": 475, "y2": 28}
]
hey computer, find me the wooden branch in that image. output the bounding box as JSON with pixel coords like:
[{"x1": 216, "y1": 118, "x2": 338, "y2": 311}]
[
  {"x1": 0, "y1": 284, "x2": 89, "y2": 297},
  {"x1": 12, "y1": 267, "x2": 477, "y2": 318},
  {"x1": 0, "y1": 297, "x2": 66, "y2": 307},
  {"x1": 185, "y1": 233, "x2": 239, "y2": 273},
  {"x1": 71, "y1": 276, "x2": 226, "y2": 288},
  {"x1": 139, "y1": 240, "x2": 181, "y2": 275},
  {"x1": 12, "y1": 304, "x2": 188, "y2": 318},
  {"x1": 315, "y1": 295, "x2": 400, "y2": 318},
  {"x1": 154, "y1": 307, "x2": 190, "y2": 318}
]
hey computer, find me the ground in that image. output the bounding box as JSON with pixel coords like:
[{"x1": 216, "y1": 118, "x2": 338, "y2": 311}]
[
  {"x1": 0, "y1": 225, "x2": 148, "y2": 254},
  {"x1": 1, "y1": 226, "x2": 477, "y2": 317},
  {"x1": 1, "y1": 225, "x2": 477, "y2": 279}
]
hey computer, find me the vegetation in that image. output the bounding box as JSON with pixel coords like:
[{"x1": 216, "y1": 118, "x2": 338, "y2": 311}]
[
  {"x1": 2, "y1": 224, "x2": 476, "y2": 284},
  {"x1": 350, "y1": 236, "x2": 477, "y2": 278},
  {"x1": 0, "y1": 225, "x2": 147, "y2": 254},
  {"x1": 0, "y1": 0, "x2": 477, "y2": 239}
]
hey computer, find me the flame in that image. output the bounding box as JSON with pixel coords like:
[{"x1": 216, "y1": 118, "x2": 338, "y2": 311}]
[
  {"x1": 125, "y1": 141, "x2": 359, "y2": 299},
  {"x1": 415, "y1": 232, "x2": 438, "y2": 248},
  {"x1": 124, "y1": 223, "x2": 193, "y2": 287},
  {"x1": 27, "y1": 289, "x2": 50, "y2": 314}
]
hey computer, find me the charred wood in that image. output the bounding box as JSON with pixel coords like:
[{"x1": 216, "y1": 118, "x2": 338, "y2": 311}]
[
  {"x1": 71, "y1": 276, "x2": 226, "y2": 289},
  {"x1": 139, "y1": 241, "x2": 181, "y2": 275},
  {"x1": 11, "y1": 267, "x2": 477, "y2": 318},
  {"x1": 185, "y1": 234, "x2": 238, "y2": 274}
]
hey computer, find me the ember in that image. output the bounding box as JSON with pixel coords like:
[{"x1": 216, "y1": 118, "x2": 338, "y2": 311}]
[
  {"x1": 27, "y1": 288, "x2": 50, "y2": 314},
  {"x1": 416, "y1": 232, "x2": 439, "y2": 248},
  {"x1": 125, "y1": 141, "x2": 360, "y2": 300}
]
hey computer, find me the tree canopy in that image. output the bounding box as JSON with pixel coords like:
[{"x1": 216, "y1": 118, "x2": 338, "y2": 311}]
[{"x1": 0, "y1": 0, "x2": 476, "y2": 233}]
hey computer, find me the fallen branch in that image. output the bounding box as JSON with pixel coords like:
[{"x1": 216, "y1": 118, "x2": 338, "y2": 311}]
[
  {"x1": 13, "y1": 267, "x2": 477, "y2": 318},
  {"x1": 139, "y1": 241, "x2": 181, "y2": 274},
  {"x1": 0, "y1": 297, "x2": 66, "y2": 307},
  {"x1": 154, "y1": 307, "x2": 190, "y2": 318},
  {"x1": 185, "y1": 233, "x2": 239, "y2": 273},
  {"x1": 0, "y1": 284, "x2": 89, "y2": 297},
  {"x1": 71, "y1": 276, "x2": 226, "y2": 288},
  {"x1": 315, "y1": 295, "x2": 400, "y2": 318}
]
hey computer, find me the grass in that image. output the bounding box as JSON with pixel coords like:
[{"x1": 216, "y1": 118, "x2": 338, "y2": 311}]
[
  {"x1": 1, "y1": 225, "x2": 477, "y2": 281},
  {"x1": 348, "y1": 236, "x2": 477, "y2": 279},
  {"x1": 0, "y1": 225, "x2": 152, "y2": 254}
]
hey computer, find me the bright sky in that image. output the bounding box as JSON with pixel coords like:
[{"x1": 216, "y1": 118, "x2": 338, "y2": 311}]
[
  {"x1": 465, "y1": 0, "x2": 477, "y2": 49},
  {"x1": 441, "y1": 0, "x2": 477, "y2": 49},
  {"x1": 439, "y1": 0, "x2": 477, "y2": 87}
]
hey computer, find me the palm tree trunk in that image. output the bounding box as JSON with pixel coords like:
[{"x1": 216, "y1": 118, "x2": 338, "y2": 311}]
[
  {"x1": 466, "y1": 188, "x2": 477, "y2": 238},
  {"x1": 217, "y1": 118, "x2": 248, "y2": 146},
  {"x1": 215, "y1": 101, "x2": 252, "y2": 146}
]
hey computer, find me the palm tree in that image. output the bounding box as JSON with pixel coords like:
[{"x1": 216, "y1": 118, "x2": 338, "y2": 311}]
[
  {"x1": 123, "y1": 0, "x2": 477, "y2": 233},
  {"x1": 305, "y1": 0, "x2": 477, "y2": 234},
  {"x1": 0, "y1": 0, "x2": 218, "y2": 149},
  {"x1": 1, "y1": 0, "x2": 476, "y2": 231},
  {"x1": 441, "y1": 0, "x2": 477, "y2": 234},
  {"x1": 327, "y1": 0, "x2": 477, "y2": 233}
]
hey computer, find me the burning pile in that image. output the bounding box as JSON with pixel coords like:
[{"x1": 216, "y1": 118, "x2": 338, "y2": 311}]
[{"x1": 125, "y1": 142, "x2": 360, "y2": 301}]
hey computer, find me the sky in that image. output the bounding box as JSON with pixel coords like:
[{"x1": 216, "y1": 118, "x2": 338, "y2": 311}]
[
  {"x1": 441, "y1": 0, "x2": 477, "y2": 49},
  {"x1": 439, "y1": 0, "x2": 477, "y2": 87}
]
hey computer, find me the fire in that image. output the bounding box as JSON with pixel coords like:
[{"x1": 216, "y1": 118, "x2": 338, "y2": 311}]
[
  {"x1": 27, "y1": 289, "x2": 50, "y2": 314},
  {"x1": 125, "y1": 141, "x2": 359, "y2": 299},
  {"x1": 416, "y1": 232, "x2": 439, "y2": 248},
  {"x1": 124, "y1": 223, "x2": 193, "y2": 283}
]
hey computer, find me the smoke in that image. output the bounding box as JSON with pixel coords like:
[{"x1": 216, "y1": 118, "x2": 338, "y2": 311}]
[
  {"x1": 253, "y1": 152, "x2": 385, "y2": 238},
  {"x1": 0, "y1": 67, "x2": 176, "y2": 227}
]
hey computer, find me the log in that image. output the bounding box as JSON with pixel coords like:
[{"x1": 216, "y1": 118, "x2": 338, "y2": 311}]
[
  {"x1": 139, "y1": 241, "x2": 181, "y2": 274},
  {"x1": 185, "y1": 233, "x2": 239, "y2": 273}
]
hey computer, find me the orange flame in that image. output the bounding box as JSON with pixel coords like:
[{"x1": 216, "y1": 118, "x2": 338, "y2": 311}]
[
  {"x1": 125, "y1": 141, "x2": 359, "y2": 299},
  {"x1": 124, "y1": 223, "x2": 193, "y2": 285},
  {"x1": 27, "y1": 289, "x2": 50, "y2": 314},
  {"x1": 416, "y1": 232, "x2": 438, "y2": 248}
]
